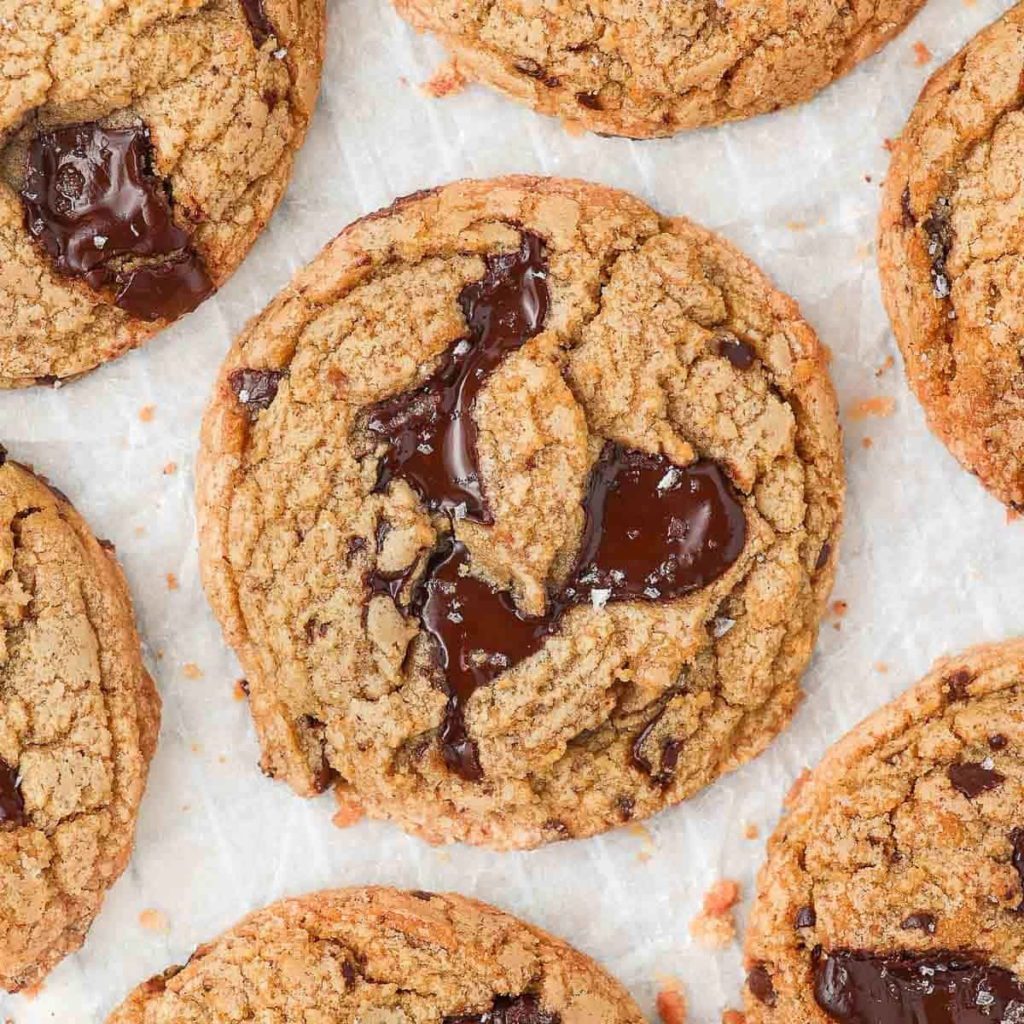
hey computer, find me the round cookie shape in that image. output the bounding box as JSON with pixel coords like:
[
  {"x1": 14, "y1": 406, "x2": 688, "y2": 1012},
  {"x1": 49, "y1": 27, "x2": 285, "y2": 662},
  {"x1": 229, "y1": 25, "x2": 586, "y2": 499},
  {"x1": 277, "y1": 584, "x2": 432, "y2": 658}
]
[
  {"x1": 0, "y1": 0, "x2": 325, "y2": 387},
  {"x1": 744, "y1": 640, "x2": 1024, "y2": 1024},
  {"x1": 106, "y1": 887, "x2": 645, "y2": 1023},
  {"x1": 879, "y1": 5, "x2": 1024, "y2": 509},
  {"x1": 196, "y1": 176, "x2": 843, "y2": 849},
  {"x1": 0, "y1": 452, "x2": 159, "y2": 991},
  {"x1": 393, "y1": 0, "x2": 924, "y2": 137}
]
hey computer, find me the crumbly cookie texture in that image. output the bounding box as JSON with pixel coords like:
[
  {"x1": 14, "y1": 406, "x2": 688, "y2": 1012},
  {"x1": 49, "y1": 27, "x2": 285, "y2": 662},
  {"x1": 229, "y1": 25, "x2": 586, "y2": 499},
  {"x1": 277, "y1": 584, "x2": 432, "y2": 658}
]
[
  {"x1": 0, "y1": 453, "x2": 159, "y2": 992},
  {"x1": 744, "y1": 639, "x2": 1024, "y2": 1023},
  {"x1": 880, "y1": 6, "x2": 1024, "y2": 509},
  {"x1": 196, "y1": 176, "x2": 843, "y2": 849},
  {"x1": 0, "y1": 0, "x2": 325, "y2": 387},
  {"x1": 105, "y1": 887, "x2": 645, "y2": 1024},
  {"x1": 394, "y1": 0, "x2": 924, "y2": 137}
]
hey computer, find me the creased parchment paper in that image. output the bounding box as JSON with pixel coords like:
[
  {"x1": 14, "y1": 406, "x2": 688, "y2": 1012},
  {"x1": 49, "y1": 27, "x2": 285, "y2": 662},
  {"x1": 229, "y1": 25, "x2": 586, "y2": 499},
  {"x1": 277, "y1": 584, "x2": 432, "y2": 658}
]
[{"x1": 2, "y1": 0, "x2": 1021, "y2": 1019}]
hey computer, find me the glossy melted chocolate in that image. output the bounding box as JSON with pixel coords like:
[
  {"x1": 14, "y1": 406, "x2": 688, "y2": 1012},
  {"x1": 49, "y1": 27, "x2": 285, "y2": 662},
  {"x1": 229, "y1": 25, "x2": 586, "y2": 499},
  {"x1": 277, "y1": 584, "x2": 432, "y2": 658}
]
[
  {"x1": 21, "y1": 122, "x2": 213, "y2": 321},
  {"x1": 368, "y1": 231, "x2": 747, "y2": 781},
  {"x1": 813, "y1": 948, "x2": 1024, "y2": 1024},
  {"x1": 445, "y1": 994, "x2": 559, "y2": 1024},
  {"x1": 241, "y1": 0, "x2": 275, "y2": 46}
]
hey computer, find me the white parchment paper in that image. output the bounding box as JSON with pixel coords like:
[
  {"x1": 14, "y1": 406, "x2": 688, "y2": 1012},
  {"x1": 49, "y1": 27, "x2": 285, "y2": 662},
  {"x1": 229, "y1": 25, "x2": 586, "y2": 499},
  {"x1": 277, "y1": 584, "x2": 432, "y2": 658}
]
[{"x1": 3, "y1": 0, "x2": 1022, "y2": 1018}]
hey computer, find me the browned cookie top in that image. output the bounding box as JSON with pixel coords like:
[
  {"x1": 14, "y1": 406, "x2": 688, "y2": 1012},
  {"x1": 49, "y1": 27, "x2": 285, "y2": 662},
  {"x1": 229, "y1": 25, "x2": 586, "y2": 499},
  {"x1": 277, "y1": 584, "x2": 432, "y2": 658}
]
[
  {"x1": 0, "y1": 0, "x2": 325, "y2": 387},
  {"x1": 0, "y1": 453, "x2": 159, "y2": 992},
  {"x1": 394, "y1": 0, "x2": 925, "y2": 137},
  {"x1": 744, "y1": 640, "x2": 1024, "y2": 1024},
  {"x1": 105, "y1": 888, "x2": 645, "y2": 1024},
  {"x1": 196, "y1": 176, "x2": 843, "y2": 849},
  {"x1": 880, "y1": 4, "x2": 1024, "y2": 509}
]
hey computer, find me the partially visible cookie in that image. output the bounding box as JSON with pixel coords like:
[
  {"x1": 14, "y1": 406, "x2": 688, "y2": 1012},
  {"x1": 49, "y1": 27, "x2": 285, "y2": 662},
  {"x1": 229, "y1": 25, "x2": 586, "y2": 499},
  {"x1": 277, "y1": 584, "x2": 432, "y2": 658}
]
[
  {"x1": 0, "y1": 0, "x2": 325, "y2": 387},
  {"x1": 106, "y1": 887, "x2": 645, "y2": 1023},
  {"x1": 196, "y1": 176, "x2": 843, "y2": 848},
  {"x1": 395, "y1": 0, "x2": 925, "y2": 137},
  {"x1": 880, "y1": 5, "x2": 1024, "y2": 508},
  {"x1": 0, "y1": 451, "x2": 159, "y2": 991},
  {"x1": 744, "y1": 639, "x2": 1024, "y2": 1023}
]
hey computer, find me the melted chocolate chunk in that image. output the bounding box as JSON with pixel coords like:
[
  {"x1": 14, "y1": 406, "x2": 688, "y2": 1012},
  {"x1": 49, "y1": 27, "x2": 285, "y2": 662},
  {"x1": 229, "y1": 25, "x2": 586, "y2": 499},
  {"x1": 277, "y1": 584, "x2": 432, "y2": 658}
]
[
  {"x1": 795, "y1": 905, "x2": 817, "y2": 929},
  {"x1": 229, "y1": 368, "x2": 285, "y2": 417},
  {"x1": 0, "y1": 759, "x2": 25, "y2": 827},
  {"x1": 989, "y1": 734, "x2": 1008, "y2": 751},
  {"x1": 369, "y1": 232, "x2": 549, "y2": 523},
  {"x1": 747, "y1": 965, "x2": 777, "y2": 1007},
  {"x1": 21, "y1": 122, "x2": 213, "y2": 320},
  {"x1": 813, "y1": 948, "x2": 1024, "y2": 1024},
  {"x1": 948, "y1": 761, "x2": 1005, "y2": 799},
  {"x1": 900, "y1": 912, "x2": 937, "y2": 934},
  {"x1": 445, "y1": 994, "x2": 559, "y2": 1024},
  {"x1": 718, "y1": 335, "x2": 756, "y2": 370},
  {"x1": 944, "y1": 670, "x2": 973, "y2": 702},
  {"x1": 815, "y1": 541, "x2": 831, "y2": 571},
  {"x1": 241, "y1": 0, "x2": 275, "y2": 46},
  {"x1": 567, "y1": 446, "x2": 746, "y2": 604},
  {"x1": 1010, "y1": 828, "x2": 1024, "y2": 912},
  {"x1": 922, "y1": 196, "x2": 953, "y2": 299}
]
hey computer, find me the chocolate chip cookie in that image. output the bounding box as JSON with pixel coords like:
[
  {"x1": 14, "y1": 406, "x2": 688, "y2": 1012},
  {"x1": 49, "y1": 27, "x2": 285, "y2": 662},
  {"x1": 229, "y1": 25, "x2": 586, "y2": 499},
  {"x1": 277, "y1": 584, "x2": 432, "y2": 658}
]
[
  {"x1": 744, "y1": 639, "x2": 1024, "y2": 1024},
  {"x1": 879, "y1": 5, "x2": 1024, "y2": 508},
  {"x1": 0, "y1": 0, "x2": 325, "y2": 387},
  {"x1": 394, "y1": 0, "x2": 924, "y2": 137},
  {"x1": 196, "y1": 176, "x2": 843, "y2": 849},
  {"x1": 0, "y1": 450, "x2": 159, "y2": 991},
  {"x1": 106, "y1": 887, "x2": 644, "y2": 1024}
]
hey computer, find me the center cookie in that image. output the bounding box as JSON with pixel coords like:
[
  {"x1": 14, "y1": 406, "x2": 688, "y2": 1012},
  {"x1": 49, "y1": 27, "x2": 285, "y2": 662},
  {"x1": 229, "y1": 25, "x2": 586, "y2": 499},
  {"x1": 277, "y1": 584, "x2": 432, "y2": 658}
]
[
  {"x1": 105, "y1": 888, "x2": 644, "y2": 1023},
  {"x1": 0, "y1": 0, "x2": 325, "y2": 387},
  {"x1": 196, "y1": 176, "x2": 843, "y2": 848}
]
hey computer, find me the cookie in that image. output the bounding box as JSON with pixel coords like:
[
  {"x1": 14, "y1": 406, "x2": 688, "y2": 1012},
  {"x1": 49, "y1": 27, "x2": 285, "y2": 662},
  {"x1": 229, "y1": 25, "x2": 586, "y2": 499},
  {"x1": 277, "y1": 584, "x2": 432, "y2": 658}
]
[
  {"x1": 106, "y1": 887, "x2": 644, "y2": 1023},
  {"x1": 0, "y1": 451, "x2": 159, "y2": 991},
  {"x1": 744, "y1": 639, "x2": 1024, "y2": 1023},
  {"x1": 879, "y1": 6, "x2": 1024, "y2": 509},
  {"x1": 0, "y1": 0, "x2": 325, "y2": 387},
  {"x1": 394, "y1": 0, "x2": 924, "y2": 137},
  {"x1": 196, "y1": 175, "x2": 843, "y2": 849}
]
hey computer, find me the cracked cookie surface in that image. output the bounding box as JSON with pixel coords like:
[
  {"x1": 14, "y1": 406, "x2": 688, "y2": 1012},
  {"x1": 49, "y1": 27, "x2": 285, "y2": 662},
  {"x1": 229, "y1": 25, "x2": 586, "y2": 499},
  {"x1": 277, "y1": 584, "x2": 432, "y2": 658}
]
[
  {"x1": 744, "y1": 639, "x2": 1024, "y2": 1024},
  {"x1": 0, "y1": 453, "x2": 159, "y2": 991},
  {"x1": 106, "y1": 887, "x2": 645, "y2": 1024},
  {"x1": 880, "y1": 5, "x2": 1024, "y2": 509},
  {"x1": 196, "y1": 176, "x2": 843, "y2": 849},
  {"x1": 394, "y1": 0, "x2": 924, "y2": 137},
  {"x1": 0, "y1": 0, "x2": 325, "y2": 387}
]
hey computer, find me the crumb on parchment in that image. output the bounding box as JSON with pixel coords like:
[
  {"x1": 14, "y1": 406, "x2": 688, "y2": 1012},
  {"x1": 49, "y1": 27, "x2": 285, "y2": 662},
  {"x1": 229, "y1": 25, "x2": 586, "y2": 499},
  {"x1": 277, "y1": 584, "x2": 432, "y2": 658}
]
[
  {"x1": 332, "y1": 786, "x2": 366, "y2": 829},
  {"x1": 690, "y1": 879, "x2": 740, "y2": 949},
  {"x1": 848, "y1": 396, "x2": 895, "y2": 421},
  {"x1": 656, "y1": 979, "x2": 687, "y2": 1024},
  {"x1": 743, "y1": 822, "x2": 759, "y2": 839},
  {"x1": 422, "y1": 58, "x2": 467, "y2": 98},
  {"x1": 139, "y1": 909, "x2": 169, "y2": 932},
  {"x1": 165, "y1": 572, "x2": 179, "y2": 590},
  {"x1": 182, "y1": 662, "x2": 203, "y2": 680},
  {"x1": 139, "y1": 404, "x2": 155, "y2": 423},
  {"x1": 912, "y1": 40, "x2": 932, "y2": 65}
]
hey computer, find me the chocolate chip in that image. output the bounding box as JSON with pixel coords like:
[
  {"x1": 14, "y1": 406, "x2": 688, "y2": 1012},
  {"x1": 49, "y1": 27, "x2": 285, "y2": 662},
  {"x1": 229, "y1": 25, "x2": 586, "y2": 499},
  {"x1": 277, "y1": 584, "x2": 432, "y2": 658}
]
[
  {"x1": 794, "y1": 905, "x2": 816, "y2": 929},
  {"x1": 948, "y1": 761, "x2": 1005, "y2": 799},
  {"x1": 21, "y1": 122, "x2": 213, "y2": 321},
  {"x1": 922, "y1": 196, "x2": 953, "y2": 299},
  {"x1": 900, "y1": 186, "x2": 914, "y2": 229},
  {"x1": 900, "y1": 912, "x2": 937, "y2": 934},
  {"x1": 0, "y1": 444, "x2": 7, "y2": 466},
  {"x1": 576, "y1": 91, "x2": 602, "y2": 110},
  {"x1": 747, "y1": 964, "x2": 776, "y2": 1007},
  {"x1": 410, "y1": 890, "x2": 434, "y2": 901},
  {"x1": 943, "y1": 669, "x2": 973, "y2": 701},
  {"x1": 0, "y1": 759, "x2": 25, "y2": 827},
  {"x1": 241, "y1": 0, "x2": 275, "y2": 46},
  {"x1": 238, "y1": 678, "x2": 250, "y2": 696},
  {"x1": 346, "y1": 536, "x2": 368, "y2": 561},
  {"x1": 513, "y1": 58, "x2": 560, "y2": 87},
  {"x1": 445, "y1": 994, "x2": 560, "y2": 1024},
  {"x1": 341, "y1": 960, "x2": 357, "y2": 985},
  {"x1": 229, "y1": 368, "x2": 285, "y2": 417},
  {"x1": 989, "y1": 734, "x2": 1008, "y2": 751},
  {"x1": 813, "y1": 948, "x2": 1024, "y2": 1024},
  {"x1": 815, "y1": 541, "x2": 831, "y2": 571},
  {"x1": 717, "y1": 334, "x2": 756, "y2": 370},
  {"x1": 616, "y1": 795, "x2": 635, "y2": 821},
  {"x1": 1010, "y1": 828, "x2": 1024, "y2": 913}
]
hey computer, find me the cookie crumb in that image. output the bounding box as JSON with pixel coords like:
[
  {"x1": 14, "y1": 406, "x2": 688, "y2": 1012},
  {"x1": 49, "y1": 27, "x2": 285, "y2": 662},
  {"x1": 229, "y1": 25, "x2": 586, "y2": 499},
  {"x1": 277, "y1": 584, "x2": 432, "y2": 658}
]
[
  {"x1": 332, "y1": 787, "x2": 365, "y2": 829},
  {"x1": 744, "y1": 822, "x2": 760, "y2": 839},
  {"x1": 690, "y1": 879, "x2": 740, "y2": 948},
  {"x1": 139, "y1": 404, "x2": 156, "y2": 423},
  {"x1": 883, "y1": 137, "x2": 896, "y2": 152},
  {"x1": 722, "y1": 1011, "x2": 746, "y2": 1024},
  {"x1": 182, "y1": 662, "x2": 203, "y2": 680},
  {"x1": 139, "y1": 909, "x2": 169, "y2": 932},
  {"x1": 656, "y1": 980, "x2": 687, "y2": 1024},
  {"x1": 875, "y1": 355, "x2": 895, "y2": 377},
  {"x1": 848, "y1": 396, "x2": 895, "y2": 421},
  {"x1": 233, "y1": 679, "x2": 249, "y2": 700},
  {"x1": 162, "y1": 461, "x2": 178, "y2": 475},
  {"x1": 165, "y1": 572, "x2": 179, "y2": 591},
  {"x1": 629, "y1": 822, "x2": 656, "y2": 861},
  {"x1": 861, "y1": 436, "x2": 874, "y2": 449},
  {"x1": 785, "y1": 768, "x2": 812, "y2": 807},
  {"x1": 422, "y1": 58, "x2": 467, "y2": 98},
  {"x1": 912, "y1": 41, "x2": 933, "y2": 65},
  {"x1": 875, "y1": 661, "x2": 890, "y2": 673}
]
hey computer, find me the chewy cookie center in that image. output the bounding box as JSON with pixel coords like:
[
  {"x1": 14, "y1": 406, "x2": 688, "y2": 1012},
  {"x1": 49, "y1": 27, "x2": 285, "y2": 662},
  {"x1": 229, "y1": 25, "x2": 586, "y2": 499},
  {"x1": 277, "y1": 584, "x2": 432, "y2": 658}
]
[{"x1": 365, "y1": 231, "x2": 747, "y2": 782}]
